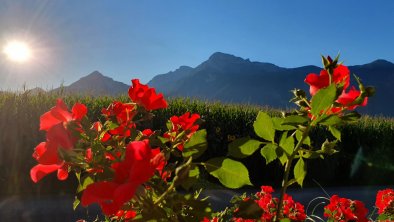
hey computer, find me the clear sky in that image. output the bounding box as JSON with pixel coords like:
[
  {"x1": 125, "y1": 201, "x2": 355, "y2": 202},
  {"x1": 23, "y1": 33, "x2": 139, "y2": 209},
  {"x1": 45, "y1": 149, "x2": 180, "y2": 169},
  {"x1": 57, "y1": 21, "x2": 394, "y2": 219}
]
[{"x1": 0, "y1": 0, "x2": 393, "y2": 90}]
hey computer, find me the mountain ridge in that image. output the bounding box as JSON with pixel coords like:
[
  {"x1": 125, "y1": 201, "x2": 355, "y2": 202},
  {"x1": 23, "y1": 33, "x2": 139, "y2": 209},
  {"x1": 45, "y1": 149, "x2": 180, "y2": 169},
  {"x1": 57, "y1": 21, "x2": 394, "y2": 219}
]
[
  {"x1": 148, "y1": 52, "x2": 394, "y2": 116},
  {"x1": 47, "y1": 52, "x2": 393, "y2": 116}
]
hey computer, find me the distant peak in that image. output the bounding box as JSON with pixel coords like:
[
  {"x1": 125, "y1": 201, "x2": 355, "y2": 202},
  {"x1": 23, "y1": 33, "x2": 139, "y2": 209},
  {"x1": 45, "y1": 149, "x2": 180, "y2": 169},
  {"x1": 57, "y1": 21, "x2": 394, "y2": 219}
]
[
  {"x1": 178, "y1": 65, "x2": 193, "y2": 70},
  {"x1": 207, "y1": 52, "x2": 247, "y2": 64},
  {"x1": 209, "y1": 52, "x2": 238, "y2": 60},
  {"x1": 86, "y1": 70, "x2": 104, "y2": 77},
  {"x1": 78, "y1": 71, "x2": 114, "y2": 83},
  {"x1": 370, "y1": 59, "x2": 393, "y2": 66}
]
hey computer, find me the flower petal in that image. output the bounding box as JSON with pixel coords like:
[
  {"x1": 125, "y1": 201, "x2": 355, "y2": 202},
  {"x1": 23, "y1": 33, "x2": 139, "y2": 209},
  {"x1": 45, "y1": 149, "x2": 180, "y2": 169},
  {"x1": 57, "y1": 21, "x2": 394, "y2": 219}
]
[
  {"x1": 72, "y1": 103, "x2": 88, "y2": 121},
  {"x1": 30, "y1": 164, "x2": 61, "y2": 183},
  {"x1": 57, "y1": 164, "x2": 69, "y2": 180},
  {"x1": 81, "y1": 181, "x2": 118, "y2": 207}
]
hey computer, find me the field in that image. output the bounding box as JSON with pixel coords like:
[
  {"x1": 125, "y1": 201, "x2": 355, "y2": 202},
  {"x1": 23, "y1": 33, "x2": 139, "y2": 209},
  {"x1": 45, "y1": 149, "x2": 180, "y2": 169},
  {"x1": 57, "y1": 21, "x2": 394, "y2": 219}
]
[{"x1": 0, "y1": 91, "x2": 393, "y2": 197}]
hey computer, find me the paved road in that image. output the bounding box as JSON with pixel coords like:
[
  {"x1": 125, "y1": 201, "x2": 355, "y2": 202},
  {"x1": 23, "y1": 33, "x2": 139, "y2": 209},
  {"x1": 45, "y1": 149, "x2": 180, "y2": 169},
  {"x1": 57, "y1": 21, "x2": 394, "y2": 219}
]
[{"x1": 0, "y1": 186, "x2": 392, "y2": 221}]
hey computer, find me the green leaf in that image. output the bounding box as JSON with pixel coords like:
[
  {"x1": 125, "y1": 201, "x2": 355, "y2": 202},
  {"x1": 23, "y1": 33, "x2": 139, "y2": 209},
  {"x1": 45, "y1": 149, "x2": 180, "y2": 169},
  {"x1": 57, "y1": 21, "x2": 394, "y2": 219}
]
[
  {"x1": 75, "y1": 172, "x2": 81, "y2": 185},
  {"x1": 183, "y1": 129, "x2": 207, "y2": 159},
  {"x1": 181, "y1": 165, "x2": 200, "y2": 190},
  {"x1": 276, "y1": 148, "x2": 288, "y2": 165},
  {"x1": 295, "y1": 130, "x2": 311, "y2": 146},
  {"x1": 280, "y1": 219, "x2": 291, "y2": 222},
  {"x1": 302, "y1": 150, "x2": 322, "y2": 159},
  {"x1": 228, "y1": 137, "x2": 263, "y2": 158},
  {"x1": 205, "y1": 157, "x2": 252, "y2": 189},
  {"x1": 105, "y1": 121, "x2": 119, "y2": 130},
  {"x1": 318, "y1": 115, "x2": 342, "y2": 126},
  {"x1": 279, "y1": 132, "x2": 294, "y2": 156},
  {"x1": 282, "y1": 115, "x2": 309, "y2": 126},
  {"x1": 253, "y1": 111, "x2": 275, "y2": 142},
  {"x1": 77, "y1": 176, "x2": 94, "y2": 193},
  {"x1": 166, "y1": 120, "x2": 172, "y2": 130},
  {"x1": 294, "y1": 157, "x2": 306, "y2": 186},
  {"x1": 260, "y1": 144, "x2": 278, "y2": 164},
  {"x1": 321, "y1": 139, "x2": 338, "y2": 155},
  {"x1": 341, "y1": 111, "x2": 361, "y2": 122},
  {"x1": 272, "y1": 117, "x2": 296, "y2": 131},
  {"x1": 328, "y1": 126, "x2": 341, "y2": 141},
  {"x1": 73, "y1": 196, "x2": 80, "y2": 210},
  {"x1": 311, "y1": 84, "x2": 337, "y2": 116}
]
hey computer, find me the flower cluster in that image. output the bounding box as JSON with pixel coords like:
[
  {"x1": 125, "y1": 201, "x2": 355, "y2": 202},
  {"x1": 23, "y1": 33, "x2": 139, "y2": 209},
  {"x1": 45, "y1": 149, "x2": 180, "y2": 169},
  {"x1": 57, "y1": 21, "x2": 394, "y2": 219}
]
[
  {"x1": 232, "y1": 186, "x2": 306, "y2": 222},
  {"x1": 30, "y1": 79, "x2": 203, "y2": 220},
  {"x1": 324, "y1": 195, "x2": 369, "y2": 222},
  {"x1": 375, "y1": 188, "x2": 394, "y2": 221},
  {"x1": 301, "y1": 56, "x2": 371, "y2": 118},
  {"x1": 164, "y1": 112, "x2": 200, "y2": 151},
  {"x1": 31, "y1": 99, "x2": 87, "y2": 182}
]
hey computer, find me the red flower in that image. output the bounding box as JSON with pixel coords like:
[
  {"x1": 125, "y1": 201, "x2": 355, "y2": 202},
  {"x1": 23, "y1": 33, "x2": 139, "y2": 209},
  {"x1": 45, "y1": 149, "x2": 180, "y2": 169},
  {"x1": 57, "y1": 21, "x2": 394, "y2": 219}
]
[
  {"x1": 31, "y1": 99, "x2": 87, "y2": 183},
  {"x1": 164, "y1": 112, "x2": 200, "y2": 151},
  {"x1": 142, "y1": 128, "x2": 154, "y2": 137},
  {"x1": 85, "y1": 148, "x2": 93, "y2": 163},
  {"x1": 324, "y1": 87, "x2": 368, "y2": 115},
  {"x1": 102, "y1": 101, "x2": 136, "y2": 125},
  {"x1": 30, "y1": 162, "x2": 69, "y2": 183},
  {"x1": 337, "y1": 87, "x2": 368, "y2": 110},
  {"x1": 40, "y1": 99, "x2": 87, "y2": 131},
  {"x1": 81, "y1": 140, "x2": 164, "y2": 215},
  {"x1": 282, "y1": 194, "x2": 306, "y2": 221},
  {"x1": 233, "y1": 186, "x2": 305, "y2": 222},
  {"x1": 101, "y1": 102, "x2": 136, "y2": 141},
  {"x1": 169, "y1": 112, "x2": 200, "y2": 135},
  {"x1": 115, "y1": 210, "x2": 137, "y2": 221},
  {"x1": 305, "y1": 64, "x2": 350, "y2": 96},
  {"x1": 202, "y1": 217, "x2": 219, "y2": 222},
  {"x1": 128, "y1": 79, "x2": 168, "y2": 111},
  {"x1": 376, "y1": 189, "x2": 394, "y2": 215},
  {"x1": 324, "y1": 195, "x2": 369, "y2": 222}
]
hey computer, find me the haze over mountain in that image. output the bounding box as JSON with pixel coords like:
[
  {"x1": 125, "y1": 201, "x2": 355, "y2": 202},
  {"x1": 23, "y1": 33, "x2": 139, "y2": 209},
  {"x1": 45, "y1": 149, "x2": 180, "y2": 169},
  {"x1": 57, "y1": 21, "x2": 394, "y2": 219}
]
[
  {"x1": 51, "y1": 52, "x2": 394, "y2": 116},
  {"x1": 149, "y1": 52, "x2": 394, "y2": 116}
]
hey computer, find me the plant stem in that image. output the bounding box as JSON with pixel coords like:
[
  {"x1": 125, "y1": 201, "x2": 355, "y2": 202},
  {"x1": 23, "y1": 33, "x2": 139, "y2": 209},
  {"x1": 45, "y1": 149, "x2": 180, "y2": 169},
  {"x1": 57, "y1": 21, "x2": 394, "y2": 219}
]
[
  {"x1": 154, "y1": 181, "x2": 175, "y2": 205},
  {"x1": 154, "y1": 157, "x2": 193, "y2": 205},
  {"x1": 275, "y1": 125, "x2": 310, "y2": 221}
]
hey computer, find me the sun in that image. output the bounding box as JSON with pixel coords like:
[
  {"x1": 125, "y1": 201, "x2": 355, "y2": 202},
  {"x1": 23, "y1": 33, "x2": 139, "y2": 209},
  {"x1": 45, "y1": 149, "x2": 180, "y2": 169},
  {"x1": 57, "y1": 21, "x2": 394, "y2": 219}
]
[{"x1": 3, "y1": 40, "x2": 32, "y2": 63}]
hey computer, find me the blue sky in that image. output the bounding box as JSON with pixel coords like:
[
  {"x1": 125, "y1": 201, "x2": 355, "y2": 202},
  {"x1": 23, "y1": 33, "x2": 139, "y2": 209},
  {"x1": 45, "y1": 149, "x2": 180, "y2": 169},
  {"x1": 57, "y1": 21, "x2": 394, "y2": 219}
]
[{"x1": 0, "y1": 0, "x2": 393, "y2": 90}]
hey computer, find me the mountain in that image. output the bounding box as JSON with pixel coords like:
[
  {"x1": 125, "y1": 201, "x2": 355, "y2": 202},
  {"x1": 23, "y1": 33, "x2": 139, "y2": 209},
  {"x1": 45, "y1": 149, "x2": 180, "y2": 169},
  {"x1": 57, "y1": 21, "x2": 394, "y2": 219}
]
[
  {"x1": 148, "y1": 52, "x2": 394, "y2": 116},
  {"x1": 52, "y1": 71, "x2": 129, "y2": 96}
]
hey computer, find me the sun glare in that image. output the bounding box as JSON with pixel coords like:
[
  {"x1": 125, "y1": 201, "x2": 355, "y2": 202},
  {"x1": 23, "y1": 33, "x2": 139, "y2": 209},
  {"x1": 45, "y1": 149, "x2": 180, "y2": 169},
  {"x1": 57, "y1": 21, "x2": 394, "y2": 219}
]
[{"x1": 3, "y1": 41, "x2": 32, "y2": 63}]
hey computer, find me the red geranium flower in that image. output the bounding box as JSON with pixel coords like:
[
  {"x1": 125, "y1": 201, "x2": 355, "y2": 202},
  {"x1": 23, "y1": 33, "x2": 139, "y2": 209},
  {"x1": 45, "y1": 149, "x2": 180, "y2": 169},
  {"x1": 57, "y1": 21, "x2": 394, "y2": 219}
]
[
  {"x1": 102, "y1": 101, "x2": 136, "y2": 125},
  {"x1": 40, "y1": 99, "x2": 87, "y2": 131},
  {"x1": 233, "y1": 186, "x2": 306, "y2": 222},
  {"x1": 115, "y1": 210, "x2": 137, "y2": 221},
  {"x1": 305, "y1": 64, "x2": 350, "y2": 96},
  {"x1": 100, "y1": 101, "x2": 137, "y2": 141},
  {"x1": 324, "y1": 195, "x2": 369, "y2": 222},
  {"x1": 31, "y1": 99, "x2": 87, "y2": 183},
  {"x1": 81, "y1": 140, "x2": 164, "y2": 216},
  {"x1": 164, "y1": 112, "x2": 200, "y2": 151},
  {"x1": 376, "y1": 189, "x2": 394, "y2": 215},
  {"x1": 337, "y1": 87, "x2": 368, "y2": 110},
  {"x1": 128, "y1": 79, "x2": 168, "y2": 111}
]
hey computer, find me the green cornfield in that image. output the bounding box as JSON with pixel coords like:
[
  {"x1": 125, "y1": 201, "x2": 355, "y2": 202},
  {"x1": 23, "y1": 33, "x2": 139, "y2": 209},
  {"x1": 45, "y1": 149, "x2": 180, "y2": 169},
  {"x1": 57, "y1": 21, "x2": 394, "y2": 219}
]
[{"x1": 0, "y1": 91, "x2": 393, "y2": 198}]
